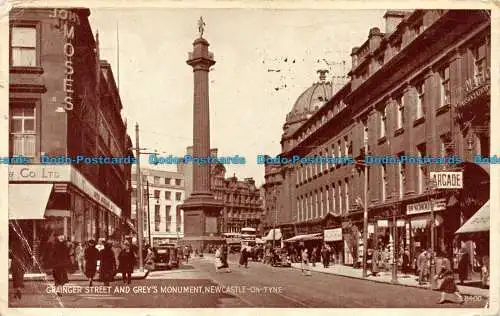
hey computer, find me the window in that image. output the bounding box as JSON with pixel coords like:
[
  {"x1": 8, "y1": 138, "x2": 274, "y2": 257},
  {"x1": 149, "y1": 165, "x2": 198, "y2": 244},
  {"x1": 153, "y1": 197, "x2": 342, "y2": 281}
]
[
  {"x1": 319, "y1": 189, "x2": 324, "y2": 217},
  {"x1": 393, "y1": 40, "x2": 402, "y2": 56},
  {"x1": 153, "y1": 176, "x2": 160, "y2": 185},
  {"x1": 381, "y1": 164, "x2": 387, "y2": 201},
  {"x1": 338, "y1": 181, "x2": 343, "y2": 214},
  {"x1": 344, "y1": 136, "x2": 349, "y2": 156},
  {"x1": 397, "y1": 152, "x2": 405, "y2": 198},
  {"x1": 302, "y1": 197, "x2": 306, "y2": 221},
  {"x1": 363, "y1": 119, "x2": 368, "y2": 148},
  {"x1": 175, "y1": 179, "x2": 182, "y2": 186},
  {"x1": 131, "y1": 188, "x2": 137, "y2": 198},
  {"x1": 472, "y1": 42, "x2": 488, "y2": 83},
  {"x1": 10, "y1": 105, "x2": 36, "y2": 157},
  {"x1": 416, "y1": 83, "x2": 425, "y2": 119},
  {"x1": 439, "y1": 134, "x2": 451, "y2": 157},
  {"x1": 11, "y1": 26, "x2": 37, "y2": 67},
  {"x1": 175, "y1": 192, "x2": 182, "y2": 201},
  {"x1": 154, "y1": 204, "x2": 160, "y2": 232},
  {"x1": 175, "y1": 206, "x2": 181, "y2": 231},
  {"x1": 325, "y1": 186, "x2": 330, "y2": 214},
  {"x1": 417, "y1": 144, "x2": 426, "y2": 194},
  {"x1": 324, "y1": 148, "x2": 329, "y2": 170},
  {"x1": 345, "y1": 178, "x2": 349, "y2": 213},
  {"x1": 396, "y1": 96, "x2": 404, "y2": 129},
  {"x1": 379, "y1": 107, "x2": 387, "y2": 138},
  {"x1": 477, "y1": 133, "x2": 490, "y2": 157},
  {"x1": 142, "y1": 175, "x2": 148, "y2": 183},
  {"x1": 337, "y1": 140, "x2": 342, "y2": 157},
  {"x1": 440, "y1": 66, "x2": 451, "y2": 106},
  {"x1": 154, "y1": 190, "x2": 160, "y2": 199},
  {"x1": 165, "y1": 205, "x2": 171, "y2": 232},
  {"x1": 412, "y1": 21, "x2": 424, "y2": 38},
  {"x1": 165, "y1": 190, "x2": 171, "y2": 200},
  {"x1": 165, "y1": 177, "x2": 171, "y2": 185}
]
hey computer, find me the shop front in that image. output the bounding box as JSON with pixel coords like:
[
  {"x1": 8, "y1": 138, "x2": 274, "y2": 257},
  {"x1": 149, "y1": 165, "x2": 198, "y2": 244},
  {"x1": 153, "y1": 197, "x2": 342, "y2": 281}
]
[{"x1": 8, "y1": 165, "x2": 123, "y2": 271}]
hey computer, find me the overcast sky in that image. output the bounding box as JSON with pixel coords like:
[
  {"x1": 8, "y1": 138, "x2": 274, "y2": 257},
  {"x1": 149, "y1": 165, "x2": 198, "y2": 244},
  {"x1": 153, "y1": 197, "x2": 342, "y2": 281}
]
[{"x1": 89, "y1": 9, "x2": 386, "y2": 186}]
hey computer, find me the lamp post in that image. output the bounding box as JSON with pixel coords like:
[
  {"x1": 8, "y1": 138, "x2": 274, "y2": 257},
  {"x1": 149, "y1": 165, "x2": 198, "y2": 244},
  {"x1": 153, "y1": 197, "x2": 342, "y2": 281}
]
[
  {"x1": 427, "y1": 178, "x2": 437, "y2": 289},
  {"x1": 391, "y1": 200, "x2": 399, "y2": 284},
  {"x1": 354, "y1": 158, "x2": 369, "y2": 278},
  {"x1": 145, "y1": 181, "x2": 152, "y2": 246}
]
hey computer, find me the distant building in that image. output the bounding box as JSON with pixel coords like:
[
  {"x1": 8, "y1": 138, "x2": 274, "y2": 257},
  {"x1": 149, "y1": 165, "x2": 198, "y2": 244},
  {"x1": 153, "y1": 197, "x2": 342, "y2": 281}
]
[{"x1": 131, "y1": 167, "x2": 185, "y2": 245}]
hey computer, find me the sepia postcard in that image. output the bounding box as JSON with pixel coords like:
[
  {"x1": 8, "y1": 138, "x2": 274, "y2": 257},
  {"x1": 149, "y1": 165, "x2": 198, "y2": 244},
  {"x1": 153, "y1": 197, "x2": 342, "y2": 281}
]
[{"x1": 1, "y1": 0, "x2": 498, "y2": 315}]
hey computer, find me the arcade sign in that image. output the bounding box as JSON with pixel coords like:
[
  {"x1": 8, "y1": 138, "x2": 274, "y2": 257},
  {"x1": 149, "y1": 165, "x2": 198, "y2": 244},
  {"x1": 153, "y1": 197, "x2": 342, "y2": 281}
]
[{"x1": 430, "y1": 171, "x2": 463, "y2": 189}]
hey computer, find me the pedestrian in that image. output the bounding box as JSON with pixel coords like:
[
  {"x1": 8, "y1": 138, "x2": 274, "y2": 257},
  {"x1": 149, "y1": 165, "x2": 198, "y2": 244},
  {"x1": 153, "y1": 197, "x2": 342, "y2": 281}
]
[
  {"x1": 436, "y1": 256, "x2": 464, "y2": 304},
  {"x1": 311, "y1": 247, "x2": 318, "y2": 267},
  {"x1": 301, "y1": 248, "x2": 311, "y2": 276},
  {"x1": 52, "y1": 235, "x2": 70, "y2": 297},
  {"x1": 111, "y1": 240, "x2": 122, "y2": 276},
  {"x1": 75, "y1": 242, "x2": 85, "y2": 274},
  {"x1": 321, "y1": 245, "x2": 329, "y2": 268},
  {"x1": 457, "y1": 244, "x2": 469, "y2": 285},
  {"x1": 221, "y1": 244, "x2": 231, "y2": 272},
  {"x1": 417, "y1": 249, "x2": 429, "y2": 285},
  {"x1": 239, "y1": 246, "x2": 247, "y2": 268},
  {"x1": 99, "y1": 241, "x2": 116, "y2": 286},
  {"x1": 84, "y1": 240, "x2": 99, "y2": 286},
  {"x1": 371, "y1": 247, "x2": 380, "y2": 276},
  {"x1": 118, "y1": 241, "x2": 136, "y2": 285},
  {"x1": 402, "y1": 248, "x2": 410, "y2": 274},
  {"x1": 214, "y1": 246, "x2": 226, "y2": 272},
  {"x1": 9, "y1": 224, "x2": 29, "y2": 300},
  {"x1": 67, "y1": 239, "x2": 75, "y2": 270}
]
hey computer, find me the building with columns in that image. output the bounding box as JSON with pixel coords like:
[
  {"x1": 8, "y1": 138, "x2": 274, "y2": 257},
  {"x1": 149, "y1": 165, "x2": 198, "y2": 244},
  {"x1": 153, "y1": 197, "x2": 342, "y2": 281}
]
[{"x1": 264, "y1": 10, "x2": 490, "y2": 267}]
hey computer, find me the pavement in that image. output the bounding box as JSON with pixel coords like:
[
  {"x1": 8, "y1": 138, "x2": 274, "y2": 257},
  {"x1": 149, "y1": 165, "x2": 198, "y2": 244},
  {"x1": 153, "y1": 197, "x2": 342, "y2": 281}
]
[
  {"x1": 288, "y1": 262, "x2": 490, "y2": 298},
  {"x1": 8, "y1": 269, "x2": 149, "y2": 281},
  {"x1": 7, "y1": 256, "x2": 489, "y2": 308}
]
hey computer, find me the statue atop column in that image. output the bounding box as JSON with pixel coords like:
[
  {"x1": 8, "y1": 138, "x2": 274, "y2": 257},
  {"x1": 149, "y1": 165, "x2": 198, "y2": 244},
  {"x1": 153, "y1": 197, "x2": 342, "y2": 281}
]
[{"x1": 198, "y1": 16, "x2": 206, "y2": 38}]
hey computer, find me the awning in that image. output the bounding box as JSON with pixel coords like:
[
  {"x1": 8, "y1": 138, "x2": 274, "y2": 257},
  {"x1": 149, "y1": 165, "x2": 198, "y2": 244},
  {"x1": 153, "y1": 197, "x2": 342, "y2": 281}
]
[
  {"x1": 8, "y1": 184, "x2": 53, "y2": 220},
  {"x1": 263, "y1": 229, "x2": 282, "y2": 241},
  {"x1": 456, "y1": 200, "x2": 490, "y2": 234},
  {"x1": 284, "y1": 233, "x2": 322, "y2": 242}
]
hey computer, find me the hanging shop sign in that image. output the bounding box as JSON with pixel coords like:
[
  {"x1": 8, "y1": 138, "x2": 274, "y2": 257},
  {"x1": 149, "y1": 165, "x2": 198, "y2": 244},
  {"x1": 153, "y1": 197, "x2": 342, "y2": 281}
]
[
  {"x1": 430, "y1": 171, "x2": 463, "y2": 189},
  {"x1": 406, "y1": 198, "x2": 446, "y2": 216},
  {"x1": 324, "y1": 228, "x2": 342, "y2": 241},
  {"x1": 459, "y1": 69, "x2": 490, "y2": 108}
]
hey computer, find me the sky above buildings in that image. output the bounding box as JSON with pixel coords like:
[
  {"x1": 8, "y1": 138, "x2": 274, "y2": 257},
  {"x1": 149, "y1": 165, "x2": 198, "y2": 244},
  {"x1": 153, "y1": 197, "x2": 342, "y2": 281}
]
[{"x1": 89, "y1": 9, "x2": 386, "y2": 186}]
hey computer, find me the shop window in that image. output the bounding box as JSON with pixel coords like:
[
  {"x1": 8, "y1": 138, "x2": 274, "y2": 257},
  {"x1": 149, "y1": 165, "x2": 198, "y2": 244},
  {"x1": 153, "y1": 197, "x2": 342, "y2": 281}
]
[
  {"x1": 10, "y1": 105, "x2": 36, "y2": 158},
  {"x1": 11, "y1": 26, "x2": 37, "y2": 67}
]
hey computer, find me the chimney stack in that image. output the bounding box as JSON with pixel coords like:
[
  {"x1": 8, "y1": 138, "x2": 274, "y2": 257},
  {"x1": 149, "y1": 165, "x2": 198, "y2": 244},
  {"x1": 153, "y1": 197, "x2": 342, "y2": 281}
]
[{"x1": 383, "y1": 10, "x2": 408, "y2": 34}]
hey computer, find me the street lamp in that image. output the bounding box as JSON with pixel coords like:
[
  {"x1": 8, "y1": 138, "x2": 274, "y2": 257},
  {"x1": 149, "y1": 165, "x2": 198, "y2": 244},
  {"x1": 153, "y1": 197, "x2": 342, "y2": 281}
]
[
  {"x1": 354, "y1": 159, "x2": 369, "y2": 278},
  {"x1": 427, "y1": 178, "x2": 437, "y2": 289},
  {"x1": 391, "y1": 199, "x2": 399, "y2": 284}
]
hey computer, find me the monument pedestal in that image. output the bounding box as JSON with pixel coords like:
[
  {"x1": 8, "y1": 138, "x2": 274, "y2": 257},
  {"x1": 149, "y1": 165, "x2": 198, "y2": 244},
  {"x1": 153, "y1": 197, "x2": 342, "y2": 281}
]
[{"x1": 179, "y1": 194, "x2": 224, "y2": 251}]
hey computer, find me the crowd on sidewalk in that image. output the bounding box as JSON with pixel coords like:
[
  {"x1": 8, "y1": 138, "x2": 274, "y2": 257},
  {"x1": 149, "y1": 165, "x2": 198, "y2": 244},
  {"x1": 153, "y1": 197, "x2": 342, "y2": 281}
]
[{"x1": 9, "y1": 231, "x2": 142, "y2": 301}]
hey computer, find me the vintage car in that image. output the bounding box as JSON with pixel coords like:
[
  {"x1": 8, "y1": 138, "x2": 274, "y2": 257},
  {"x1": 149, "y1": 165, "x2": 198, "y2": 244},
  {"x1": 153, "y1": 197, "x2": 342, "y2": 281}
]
[
  {"x1": 152, "y1": 243, "x2": 179, "y2": 270},
  {"x1": 271, "y1": 248, "x2": 291, "y2": 267}
]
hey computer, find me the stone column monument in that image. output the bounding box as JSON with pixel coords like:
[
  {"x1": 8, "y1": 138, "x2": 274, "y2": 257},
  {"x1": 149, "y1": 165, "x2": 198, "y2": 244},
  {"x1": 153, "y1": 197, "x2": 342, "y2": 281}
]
[{"x1": 180, "y1": 17, "x2": 224, "y2": 251}]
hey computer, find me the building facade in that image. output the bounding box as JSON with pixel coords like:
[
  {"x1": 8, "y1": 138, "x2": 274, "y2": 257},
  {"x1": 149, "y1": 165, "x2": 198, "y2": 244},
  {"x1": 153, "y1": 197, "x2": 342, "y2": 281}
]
[
  {"x1": 264, "y1": 10, "x2": 490, "y2": 267},
  {"x1": 131, "y1": 167, "x2": 185, "y2": 246},
  {"x1": 180, "y1": 146, "x2": 264, "y2": 235},
  {"x1": 8, "y1": 8, "x2": 133, "y2": 270}
]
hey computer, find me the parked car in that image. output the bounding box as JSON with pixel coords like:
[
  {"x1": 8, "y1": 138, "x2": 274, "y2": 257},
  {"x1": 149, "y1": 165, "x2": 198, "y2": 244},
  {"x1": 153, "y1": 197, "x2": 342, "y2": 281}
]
[
  {"x1": 271, "y1": 248, "x2": 291, "y2": 267},
  {"x1": 152, "y1": 243, "x2": 179, "y2": 270}
]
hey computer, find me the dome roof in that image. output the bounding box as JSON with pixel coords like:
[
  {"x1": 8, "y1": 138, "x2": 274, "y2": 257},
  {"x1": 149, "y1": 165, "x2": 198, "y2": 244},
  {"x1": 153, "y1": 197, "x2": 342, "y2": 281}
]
[{"x1": 287, "y1": 70, "x2": 332, "y2": 121}]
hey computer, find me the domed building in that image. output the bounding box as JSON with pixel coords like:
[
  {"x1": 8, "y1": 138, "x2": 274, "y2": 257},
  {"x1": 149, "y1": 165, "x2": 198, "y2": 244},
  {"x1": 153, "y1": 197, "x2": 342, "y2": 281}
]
[{"x1": 281, "y1": 70, "x2": 333, "y2": 153}]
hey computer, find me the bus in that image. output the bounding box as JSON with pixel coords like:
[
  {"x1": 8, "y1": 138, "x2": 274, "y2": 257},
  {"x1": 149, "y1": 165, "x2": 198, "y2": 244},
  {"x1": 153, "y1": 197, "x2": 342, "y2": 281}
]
[
  {"x1": 223, "y1": 232, "x2": 242, "y2": 253},
  {"x1": 240, "y1": 227, "x2": 257, "y2": 248}
]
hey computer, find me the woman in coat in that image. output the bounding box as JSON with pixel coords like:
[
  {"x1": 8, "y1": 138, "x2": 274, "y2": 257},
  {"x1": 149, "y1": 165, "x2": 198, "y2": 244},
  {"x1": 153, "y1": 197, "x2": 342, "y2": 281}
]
[
  {"x1": 99, "y1": 241, "x2": 116, "y2": 286},
  {"x1": 118, "y1": 241, "x2": 136, "y2": 284},
  {"x1": 239, "y1": 247, "x2": 248, "y2": 268},
  {"x1": 52, "y1": 235, "x2": 70, "y2": 296},
  {"x1": 436, "y1": 257, "x2": 464, "y2": 304},
  {"x1": 457, "y1": 246, "x2": 470, "y2": 284},
  {"x1": 84, "y1": 240, "x2": 99, "y2": 286}
]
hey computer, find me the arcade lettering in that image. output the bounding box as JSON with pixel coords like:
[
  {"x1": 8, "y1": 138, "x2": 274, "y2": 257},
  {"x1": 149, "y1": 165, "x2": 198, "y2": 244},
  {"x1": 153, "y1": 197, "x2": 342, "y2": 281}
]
[{"x1": 50, "y1": 9, "x2": 80, "y2": 111}]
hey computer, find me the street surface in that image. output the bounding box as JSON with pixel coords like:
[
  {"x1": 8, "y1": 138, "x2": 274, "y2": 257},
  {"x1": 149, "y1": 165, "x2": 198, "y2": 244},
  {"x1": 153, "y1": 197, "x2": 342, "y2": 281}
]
[{"x1": 8, "y1": 255, "x2": 487, "y2": 308}]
